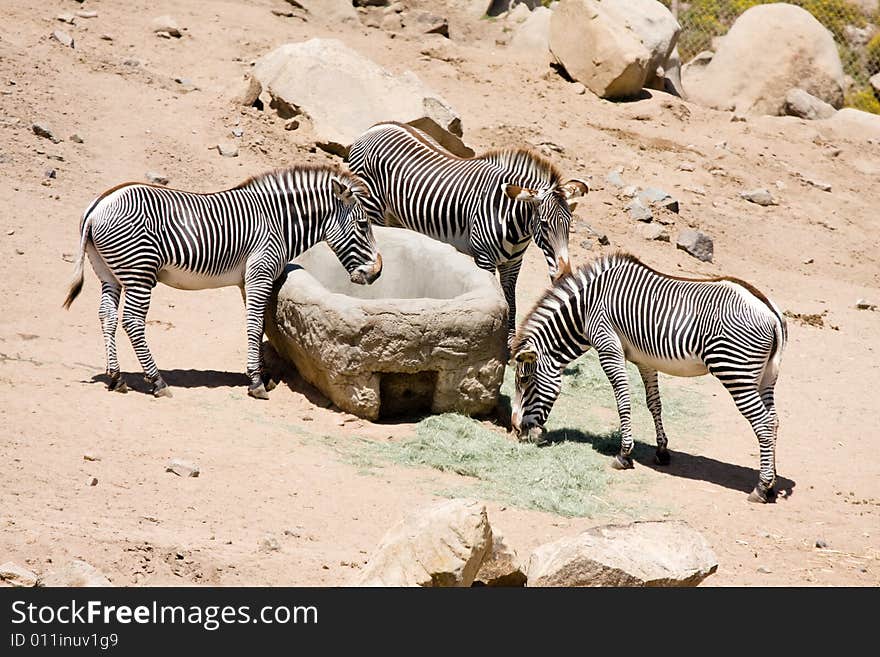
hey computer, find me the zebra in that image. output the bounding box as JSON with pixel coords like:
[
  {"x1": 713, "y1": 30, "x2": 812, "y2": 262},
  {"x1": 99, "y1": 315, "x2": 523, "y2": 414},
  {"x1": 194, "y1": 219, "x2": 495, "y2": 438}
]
[
  {"x1": 63, "y1": 165, "x2": 382, "y2": 400},
  {"x1": 347, "y1": 121, "x2": 588, "y2": 345},
  {"x1": 510, "y1": 253, "x2": 787, "y2": 503}
]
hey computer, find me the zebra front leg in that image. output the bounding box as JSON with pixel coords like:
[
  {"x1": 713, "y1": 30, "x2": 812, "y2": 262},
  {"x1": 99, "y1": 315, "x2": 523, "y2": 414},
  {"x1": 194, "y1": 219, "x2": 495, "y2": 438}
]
[
  {"x1": 596, "y1": 341, "x2": 634, "y2": 470},
  {"x1": 99, "y1": 282, "x2": 127, "y2": 393},
  {"x1": 637, "y1": 365, "x2": 669, "y2": 465},
  {"x1": 121, "y1": 285, "x2": 170, "y2": 397},
  {"x1": 243, "y1": 270, "x2": 273, "y2": 400},
  {"x1": 496, "y1": 258, "x2": 522, "y2": 350}
]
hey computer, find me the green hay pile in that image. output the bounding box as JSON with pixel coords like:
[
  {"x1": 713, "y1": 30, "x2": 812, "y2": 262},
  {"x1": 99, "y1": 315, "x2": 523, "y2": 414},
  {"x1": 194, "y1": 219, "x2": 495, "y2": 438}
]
[{"x1": 338, "y1": 352, "x2": 709, "y2": 518}]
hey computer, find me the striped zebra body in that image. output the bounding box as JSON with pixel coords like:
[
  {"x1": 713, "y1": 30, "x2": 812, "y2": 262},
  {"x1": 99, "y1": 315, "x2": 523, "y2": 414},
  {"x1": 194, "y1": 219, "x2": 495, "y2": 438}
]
[
  {"x1": 348, "y1": 122, "x2": 588, "y2": 344},
  {"x1": 64, "y1": 166, "x2": 382, "y2": 399},
  {"x1": 511, "y1": 253, "x2": 787, "y2": 503}
]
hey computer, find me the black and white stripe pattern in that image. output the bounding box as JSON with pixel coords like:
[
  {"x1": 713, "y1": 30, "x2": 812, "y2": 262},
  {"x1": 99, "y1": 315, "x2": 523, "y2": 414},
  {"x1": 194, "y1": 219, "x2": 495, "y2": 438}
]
[
  {"x1": 347, "y1": 122, "x2": 588, "y2": 344},
  {"x1": 510, "y1": 253, "x2": 787, "y2": 503},
  {"x1": 64, "y1": 165, "x2": 382, "y2": 399}
]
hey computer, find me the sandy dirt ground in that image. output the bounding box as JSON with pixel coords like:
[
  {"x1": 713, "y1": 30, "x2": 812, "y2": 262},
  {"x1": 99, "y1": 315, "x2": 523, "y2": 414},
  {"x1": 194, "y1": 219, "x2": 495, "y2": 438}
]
[{"x1": 1, "y1": 0, "x2": 878, "y2": 586}]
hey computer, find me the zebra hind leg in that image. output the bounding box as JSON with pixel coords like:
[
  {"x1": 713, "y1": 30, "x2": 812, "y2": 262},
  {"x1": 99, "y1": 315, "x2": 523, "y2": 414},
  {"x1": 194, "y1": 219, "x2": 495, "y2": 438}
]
[
  {"x1": 637, "y1": 365, "x2": 669, "y2": 465},
  {"x1": 726, "y1": 384, "x2": 777, "y2": 503},
  {"x1": 120, "y1": 284, "x2": 171, "y2": 398},
  {"x1": 99, "y1": 282, "x2": 127, "y2": 393},
  {"x1": 597, "y1": 342, "x2": 635, "y2": 470}
]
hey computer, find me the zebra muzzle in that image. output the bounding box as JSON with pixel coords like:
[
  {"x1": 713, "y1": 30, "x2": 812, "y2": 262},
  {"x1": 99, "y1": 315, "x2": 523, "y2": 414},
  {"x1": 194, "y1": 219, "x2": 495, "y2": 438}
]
[{"x1": 350, "y1": 253, "x2": 383, "y2": 285}]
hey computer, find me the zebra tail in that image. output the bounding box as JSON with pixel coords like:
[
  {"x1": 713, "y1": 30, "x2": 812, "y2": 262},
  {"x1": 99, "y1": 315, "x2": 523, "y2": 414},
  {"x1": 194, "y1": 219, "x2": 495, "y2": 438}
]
[{"x1": 62, "y1": 213, "x2": 93, "y2": 310}]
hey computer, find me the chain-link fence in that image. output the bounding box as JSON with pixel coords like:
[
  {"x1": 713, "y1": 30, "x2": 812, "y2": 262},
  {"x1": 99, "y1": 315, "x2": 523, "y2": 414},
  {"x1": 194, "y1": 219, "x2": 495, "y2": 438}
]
[{"x1": 661, "y1": 0, "x2": 880, "y2": 113}]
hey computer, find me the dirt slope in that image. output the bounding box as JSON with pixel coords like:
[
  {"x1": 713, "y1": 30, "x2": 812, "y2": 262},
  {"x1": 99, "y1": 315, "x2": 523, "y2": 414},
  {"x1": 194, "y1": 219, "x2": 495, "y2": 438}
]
[{"x1": 1, "y1": 0, "x2": 878, "y2": 586}]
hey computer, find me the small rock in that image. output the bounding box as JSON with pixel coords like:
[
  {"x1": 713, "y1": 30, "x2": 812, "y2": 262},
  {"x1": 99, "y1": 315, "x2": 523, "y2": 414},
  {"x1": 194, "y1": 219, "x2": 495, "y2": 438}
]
[
  {"x1": 730, "y1": 112, "x2": 747, "y2": 122},
  {"x1": 803, "y1": 257, "x2": 813, "y2": 265},
  {"x1": 122, "y1": 58, "x2": 141, "y2": 67},
  {"x1": 145, "y1": 172, "x2": 169, "y2": 185},
  {"x1": 605, "y1": 169, "x2": 626, "y2": 189},
  {"x1": 69, "y1": 133, "x2": 83, "y2": 144},
  {"x1": 571, "y1": 82, "x2": 587, "y2": 95},
  {"x1": 174, "y1": 77, "x2": 198, "y2": 91},
  {"x1": 637, "y1": 223, "x2": 668, "y2": 241},
  {"x1": 408, "y1": 11, "x2": 449, "y2": 38},
  {"x1": 231, "y1": 127, "x2": 243, "y2": 138},
  {"x1": 214, "y1": 143, "x2": 239, "y2": 158},
  {"x1": 101, "y1": 33, "x2": 114, "y2": 41},
  {"x1": 0, "y1": 562, "x2": 38, "y2": 587},
  {"x1": 87, "y1": 476, "x2": 98, "y2": 487},
  {"x1": 40, "y1": 560, "x2": 112, "y2": 587},
  {"x1": 597, "y1": 233, "x2": 610, "y2": 246},
  {"x1": 784, "y1": 88, "x2": 836, "y2": 121},
  {"x1": 165, "y1": 458, "x2": 200, "y2": 477},
  {"x1": 260, "y1": 535, "x2": 281, "y2": 552},
  {"x1": 32, "y1": 123, "x2": 62, "y2": 144},
  {"x1": 815, "y1": 539, "x2": 828, "y2": 549},
  {"x1": 56, "y1": 13, "x2": 76, "y2": 25},
  {"x1": 238, "y1": 75, "x2": 262, "y2": 107},
  {"x1": 638, "y1": 187, "x2": 679, "y2": 213},
  {"x1": 676, "y1": 229, "x2": 714, "y2": 263},
  {"x1": 151, "y1": 15, "x2": 183, "y2": 38},
  {"x1": 156, "y1": 31, "x2": 172, "y2": 39},
  {"x1": 801, "y1": 176, "x2": 831, "y2": 192},
  {"x1": 620, "y1": 184, "x2": 639, "y2": 199},
  {"x1": 302, "y1": 414, "x2": 313, "y2": 421},
  {"x1": 678, "y1": 162, "x2": 695, "y2": 172},
  {"x1": 284, "y1": 118, "x2": 300, "y2": 131},
  {"x1": 683, "y1": 185, "x2": 707, "y2": 196},
  {"x1": 45, "y1": 168, "x2": 57, "y2": 179},
  {"x1": 739, "y1": 188, "x2": 777, "y2": 206},
  {"x1": 855, "y1": 299, "x2": 877, "y2": 311},
  {"x1": 626, "y1": 198, "x2": 653, "y2": 222},
  {"x1": 756, "y1": 566, "x2": 772, "y2": 574},
  {"x1": 15, "y1": 249, "x2": 24, "y2": 255},
  {"x1": 83, "y1": 452, "x2": 101, "y2": 462},
  {"x1": 381, "y1": 13, "x2": 403, "y2": 31},
  {"x1": 76, "y1": 10, "x2": 98, "y2": 19},
  {"x1": 51, "y1": 30, "x2": 75, "y2": 48},
  {"x1": 271, "y1": 9, "x2": 297, "y2": 17}
]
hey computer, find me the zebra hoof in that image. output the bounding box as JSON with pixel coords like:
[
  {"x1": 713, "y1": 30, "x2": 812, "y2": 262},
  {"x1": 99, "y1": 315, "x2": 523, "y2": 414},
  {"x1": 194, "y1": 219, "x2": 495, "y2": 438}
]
[
  {"x1": 107, "y1": 375, "x2": 128, "y2": 394},
  {"x1": 152, "y1": 382, "x2": 173, "y2": 398},
  {"x1": 611, "y1": 454, "x2": 634, "y2": 470},
  {"x1": 747, "y1": 488, "x2": 768, "y2": 504},
  {"x1": 248, "y1": 383, "x2": 269, "y2": 400},
  {"x1": 654, "y1": 449, "x2": 670, "y2": 466},
  {"x1": 264, "y1": 377, "x2": 278, "y2": 393}
]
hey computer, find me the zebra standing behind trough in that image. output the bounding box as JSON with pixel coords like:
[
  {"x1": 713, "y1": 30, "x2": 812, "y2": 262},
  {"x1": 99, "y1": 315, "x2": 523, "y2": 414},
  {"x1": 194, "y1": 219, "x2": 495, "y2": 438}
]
[
  {"x1": 63, "y1": 165, "x2": 383, "y2": 399},
  {"x1": 347, "y1": 121, "x2": 588, "y2": 345},
  {"x1": 510, "y1": 253, "x2": 787, "y2": 503}
]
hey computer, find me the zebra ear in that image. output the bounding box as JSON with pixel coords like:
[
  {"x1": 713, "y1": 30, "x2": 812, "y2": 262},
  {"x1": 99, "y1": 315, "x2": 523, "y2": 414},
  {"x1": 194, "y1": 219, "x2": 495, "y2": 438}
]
[
  {"x1": 331, "y1": 178, "x2": 355, "y2": 205},
  {"x1": 514, "y1": 348, "x2": 538, "y2": 364},
  {"x1": 502, "y1": 183, "x2": 540, "y2": 203},
  {"x1": 561, "y1": 179, "x2": 589, "y2": 200}
]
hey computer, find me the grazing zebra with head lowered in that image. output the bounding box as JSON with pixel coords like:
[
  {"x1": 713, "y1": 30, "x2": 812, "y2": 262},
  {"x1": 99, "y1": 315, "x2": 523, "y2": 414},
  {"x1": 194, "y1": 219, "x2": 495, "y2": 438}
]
[
  {"x1": 510, "y1": 253, "x2": 787, "y2": 503},
  {"x1": 347, "y1": 121, "x2": 588, "y2": 345},
  {"x1": 63, "y1": 165, "x2": 382, "y2": 399}
]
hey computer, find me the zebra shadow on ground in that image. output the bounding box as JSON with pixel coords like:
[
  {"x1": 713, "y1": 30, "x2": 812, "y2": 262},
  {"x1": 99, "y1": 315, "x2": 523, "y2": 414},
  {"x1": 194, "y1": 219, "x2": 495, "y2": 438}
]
[
  {"x1": 543, "y1": 427, "x2": 796, "y2": 501},
  {"x1": 90, "y1": 370, "x2": 249, "y2": 393}
]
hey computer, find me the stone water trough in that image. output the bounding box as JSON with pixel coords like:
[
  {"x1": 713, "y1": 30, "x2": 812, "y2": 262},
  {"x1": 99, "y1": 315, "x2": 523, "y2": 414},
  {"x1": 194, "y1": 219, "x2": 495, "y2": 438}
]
[{"x1": 265, "y1": 227, "x2": 508, "y2": 420}]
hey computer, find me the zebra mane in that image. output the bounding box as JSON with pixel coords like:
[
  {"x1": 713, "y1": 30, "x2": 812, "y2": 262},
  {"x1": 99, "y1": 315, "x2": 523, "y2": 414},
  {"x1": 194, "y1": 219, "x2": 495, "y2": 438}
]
[
  {"x1": 234, "y1": 164, "x2": 368, "y2": 196},
  {"x1": 511, "y1": 252, "x2": 634, "y2": 354},
  {"x1": 474, "y1": 148, "x2": 562, "y2": 188}
]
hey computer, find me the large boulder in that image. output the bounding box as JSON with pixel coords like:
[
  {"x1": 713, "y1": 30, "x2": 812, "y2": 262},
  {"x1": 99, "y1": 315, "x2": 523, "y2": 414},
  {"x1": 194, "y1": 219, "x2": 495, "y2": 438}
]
[
  {"x1": 473, "y1": 529, "x2": 527, "y2": 586},
  {"x1": 825, "y1": 107, "x2": 880, "y2": 140},
  {"x1": 40, "y1": 560, "x2": 113, "y2": 587},
  {"x1": 354, "y1": 499, "x2": 492, "y2": 587},
  {"x1": 510, "y1": 5, "x2": 552, "y2": 56},
  {"x1": 549, "y1": 0, "x2": 680, "y2": 100},
  {"x1": 265, "y1": 227, "x2": 508, "y2": 421},
  {"x1": 682, "y1": 3, "x2": 845, "y2": 115},
  {"x1": 526, "y1": 520, "x2": 718, "y2": 587},
  {"x1": 251, "y1": 39, "x2": 462, "y2": 156}
]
